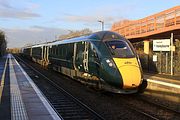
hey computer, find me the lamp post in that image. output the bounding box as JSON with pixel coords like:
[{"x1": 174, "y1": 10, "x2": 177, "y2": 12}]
[{"x1": 98, "y1": 20, "x2": 104, "y2": 31}]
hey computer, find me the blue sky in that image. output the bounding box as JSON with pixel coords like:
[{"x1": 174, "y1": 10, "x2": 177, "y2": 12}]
[{"x1": 0, "y1": 0, "x2": 179, "y2": 48}]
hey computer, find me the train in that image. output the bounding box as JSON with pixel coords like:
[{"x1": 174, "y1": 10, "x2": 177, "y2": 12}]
[{"x1": 22, "y1": 31, "x2": 147, "y2": 94}]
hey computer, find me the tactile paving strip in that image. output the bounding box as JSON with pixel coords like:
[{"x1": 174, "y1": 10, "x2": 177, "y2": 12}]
[{"x1": 9, "y1": 55, "x2": 28, "y2": 120}]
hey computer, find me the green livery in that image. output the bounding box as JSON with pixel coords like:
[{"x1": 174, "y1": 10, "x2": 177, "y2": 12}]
[{"x1": 22, "y1": 31, "x2": 147, "y2": 94}]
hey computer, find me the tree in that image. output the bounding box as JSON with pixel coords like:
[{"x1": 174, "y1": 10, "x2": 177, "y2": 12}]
[
  {"x1": 0, "y1": 31, "x2": 7, "y2": 57},
  {"x1": 58, "y1": 28, "x2": 92, "y2": 40}
]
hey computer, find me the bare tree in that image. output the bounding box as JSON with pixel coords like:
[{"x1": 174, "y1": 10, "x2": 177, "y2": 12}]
[
  {"x1": 58, "y1": 28, "x2": 92, "y2": 40},
  {"x1": 0, "y1": 31, "x2": 7, "y2": 57}
]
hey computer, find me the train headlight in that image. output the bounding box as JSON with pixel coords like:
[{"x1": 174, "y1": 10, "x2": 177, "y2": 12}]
[{"x1": 106, "y1": 59, "x2": 116, "y2": 68}]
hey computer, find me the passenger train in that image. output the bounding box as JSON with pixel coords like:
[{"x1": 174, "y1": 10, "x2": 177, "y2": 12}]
[{"x1": 22, "y1": 31, "x2": 147, "y2": 94}]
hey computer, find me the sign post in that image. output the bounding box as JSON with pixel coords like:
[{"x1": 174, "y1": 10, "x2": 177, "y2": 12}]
[
  {"x1": 153, "y1": 39, "x2": 170, "y2": 74},
  {"x1": 170, "y1": 33, "x2": 174, "y2": 75},
  {"x1": 166, "y1": 53, "x2": 168, "y2": 73}
]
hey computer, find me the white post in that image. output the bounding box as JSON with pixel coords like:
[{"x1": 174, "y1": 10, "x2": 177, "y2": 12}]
[
  {"x1": 166, "y1": 52, "x2": 168, "y2": 73},
  {"x1": 170, "y1": 33, "x2": 174, "y2": 75},
  {"x1": 160, "y1": 51, "x2": 162, "y2": 74},
  {"x1": 98, "y1": 20, "x2": 104, "y2": 31}
]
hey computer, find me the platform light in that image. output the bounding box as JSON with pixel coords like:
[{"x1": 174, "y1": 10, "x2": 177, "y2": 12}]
[{"x1": 98, "y1": 20, "x2": 104, "y2": 31}]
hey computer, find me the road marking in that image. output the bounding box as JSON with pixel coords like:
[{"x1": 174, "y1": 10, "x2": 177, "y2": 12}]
[
  {"x1": 0, "y1": 55, "x2": 8, "y2": 103},
  {"x1": 147, "y1": 79, "x2": 180, "y2": 89}
]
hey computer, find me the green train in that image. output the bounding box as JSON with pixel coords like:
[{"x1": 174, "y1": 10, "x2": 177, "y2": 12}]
[{"x1": 23, "y1": 31, "x2": 147, "y2": 94}]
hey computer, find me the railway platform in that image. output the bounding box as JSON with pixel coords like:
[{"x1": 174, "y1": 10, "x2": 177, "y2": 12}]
[
  {"x1": 143, "y1": 72, "x2": 180, "y2": 105},
  {"x1": 0, "y1": 54, "x2": 179, "y2": 119},
  {"x1": 144, "y1": 72, "x2": 180, "y2": 85},
  {"x1": 144, "y1": 72, "x2": 180, "y2": 93},
  {"x1": 0, "y1": 54, "x2": 62, "y2": 120}
]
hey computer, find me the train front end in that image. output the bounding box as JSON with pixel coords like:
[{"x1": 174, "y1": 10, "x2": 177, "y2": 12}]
[{"x1": 98, "y1": 33, "x2": 147, "y2": 94}]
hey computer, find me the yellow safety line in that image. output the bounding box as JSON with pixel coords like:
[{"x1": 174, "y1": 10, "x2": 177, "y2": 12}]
[{"x1": 0, "y1": 56, "x2": 8, "y2": 103}]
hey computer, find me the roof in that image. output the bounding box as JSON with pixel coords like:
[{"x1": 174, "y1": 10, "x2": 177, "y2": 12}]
[
  {"x1": 48, "y1": 31, "x2": 126, "y2": 46},
  {"x1": 24, "y1": 31, "x2": 126, "y2": 48}
]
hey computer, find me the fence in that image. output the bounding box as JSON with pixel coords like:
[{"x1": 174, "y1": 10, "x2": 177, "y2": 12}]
[{"x1": 133, "y1": 39, "x2": 180, "y2": 75}]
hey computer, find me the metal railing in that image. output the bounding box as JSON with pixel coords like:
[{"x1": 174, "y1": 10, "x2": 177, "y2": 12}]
[{"x1": 112, "y1": 6, "x2": 180, "y2": 39}]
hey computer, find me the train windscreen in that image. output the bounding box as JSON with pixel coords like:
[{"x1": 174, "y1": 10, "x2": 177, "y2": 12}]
[{"x1": 105, "y1": 40, "x2": 135, "y2": 58}]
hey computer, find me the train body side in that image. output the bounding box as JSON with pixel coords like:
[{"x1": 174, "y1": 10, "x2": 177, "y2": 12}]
[
  {"x1": 22, "y1": 47, "x2": 32, "y2": 60},
  {"x1": 24, "y1": 31, "x2": 147, "y2": 94},
  {"x1": 31, "y1": 44, "x2": 49, "y2": 66}
]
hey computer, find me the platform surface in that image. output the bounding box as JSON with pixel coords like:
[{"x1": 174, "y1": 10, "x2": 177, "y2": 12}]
[{"x1": 0, "y1": 54, "x2": 62, "y2": 120}]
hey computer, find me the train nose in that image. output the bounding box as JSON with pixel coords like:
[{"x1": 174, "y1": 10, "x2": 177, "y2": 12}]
[
  {"x1": 113, "y1": 58, "x2": 142, "y2": 89},
  {"x1": 118, "y1": 66, "x2": 141, "y2": 88}
]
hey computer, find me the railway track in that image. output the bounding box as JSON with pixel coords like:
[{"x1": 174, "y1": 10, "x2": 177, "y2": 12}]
[
  {"x1": 113, "y1": 93, "x2": 180, "y2": 120},
  {"x1": 33, "y1": 73, "x2": 105, "y2": 120},
  {"x1": 15, "y1": 55, "x2": 105, "y2": 120},
  {"x1": 136, "y1": 95, "x2": 180, "y2": 119},
  {"x1": 15, "y1": 55, "x2": 180, "y2": 120}
]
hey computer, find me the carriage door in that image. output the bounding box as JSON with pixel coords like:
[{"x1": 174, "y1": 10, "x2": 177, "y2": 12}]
[
  {"x1": 46, "y1": 46, "x2": 49, "y2": 63},
  {"x1": 43, "y1": 46, "x2": 46, "y2": 60},
  {"x1": 88, "y1": 43, "x2": 99, "y2": 76},
  {"x1": 74, "y1": 41, "x2": 89, "y2": 72},
  {"x1": 83, "y1": 42, "x2": 89, "y2": 72},
  {"x1": 44, "y1": 46, "x2": 49, "y2": 65},
  {"x1": 42, "y1": 46, "x2": 45, "y2": 60}
]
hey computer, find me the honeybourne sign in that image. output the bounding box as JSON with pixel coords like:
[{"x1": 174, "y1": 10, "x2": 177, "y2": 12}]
[{"x1": 153, "y1": 39, "x2": 170, "y2": 51}]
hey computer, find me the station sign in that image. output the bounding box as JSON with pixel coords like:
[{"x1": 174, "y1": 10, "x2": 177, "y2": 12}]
[{"x1": 153, "y1": 39, "x2": 170, "y2": 51}]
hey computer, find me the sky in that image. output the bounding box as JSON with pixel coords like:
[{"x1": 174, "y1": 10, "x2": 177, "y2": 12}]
[{"x1": 0, "y1": 0, "x2": 179, "y2": 48}]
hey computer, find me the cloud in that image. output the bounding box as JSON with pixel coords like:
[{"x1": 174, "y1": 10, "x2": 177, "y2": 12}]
[
  {"x1": 0, "y1": 0, "x2": 40, "y2": 19},
  {"x1": 3, "y1": 26, "x2": 68, "y2": 48},
  {"x1": 56, "y1": 5, "x2": 131, "y2": 31},
  {"x1": 56, "y1": 14, "x2": 121, "y2": 31},
  {"x1": 62, "y1": 14, "x2": 116, "y2": 23},
  {"x1": 0, "y1": 9, "x2": 40, "y2": 19},
  {"x1": 0, "y1": 0, "x2": 12, "y2": 9}
]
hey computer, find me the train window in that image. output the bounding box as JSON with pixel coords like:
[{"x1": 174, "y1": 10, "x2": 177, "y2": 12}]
[
  {"x1": 63, "y1": 44, "x2": 68, "y2": 59},
  {"x1": 57, "y1": 45, "x2": 61, "y2": 58},
  {"x1": 66, "y1": 43, "x2": 73, "y2": 61},
  {"x1": 53, "y1": 47, "x2": 56, "y2": 55},
  {"x1": 49, "y1": 48, "x2": 52, "y2": 54},
  {"x1": 75, "y1": 42, "x2": 85, "y2": 65},
  {"x1": 61, "y1": 45, "x2": 64, "y2": 59},
  {"x1": 105, "y1": 41, "x2": 135, "y2": 58},
  {"x1": 56, "y1": 46, "x2": 58, "y2": 55},
  {"x1": 76, "y1": 49, "x2": 83, "y2": 61},
  {"x1": 89, "y1": 43, "x2": 99, "y2": 62},
  {"x1": 60, "y1": 45, "x2": 64, "y2": 59},
  {"x1": 91, "y1": 41, "x2": 111, "y2": 58},
  {"x1": 49, "y1": 47, "x2": 50, "y2": 54}
]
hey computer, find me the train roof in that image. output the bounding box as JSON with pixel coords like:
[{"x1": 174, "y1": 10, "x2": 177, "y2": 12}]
[
  {"x1": 88, "y1": 31, "x2": 125, "y2": 41},
  {"x1": 31, "y1": 43, "x2": 50, "y2": 48},
  {"x1": 23, "y1": 31, "x2": 126, "y2": 48},
  {"x1": 49, "y1": 31, "x2": 126, "y2": 46}
]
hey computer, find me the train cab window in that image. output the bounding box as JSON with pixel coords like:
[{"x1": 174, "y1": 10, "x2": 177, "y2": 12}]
[{"x1": 105, "y1": 41, "x2": 135, "y2": 58}]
